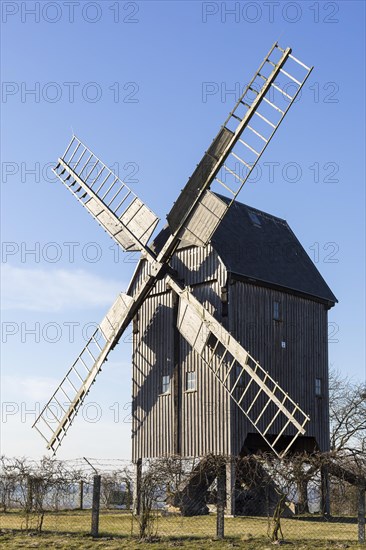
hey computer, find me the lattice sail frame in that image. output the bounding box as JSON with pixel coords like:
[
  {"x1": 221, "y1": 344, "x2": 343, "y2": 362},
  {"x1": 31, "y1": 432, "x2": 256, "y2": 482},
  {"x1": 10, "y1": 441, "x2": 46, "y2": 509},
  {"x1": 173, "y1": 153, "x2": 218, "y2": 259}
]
[
  {"x1": 167, "y1": 42, "x2": 313, "y2": 247},
  {"x1": 33, "y1": 42, "x2": 313, "y2": 457},
  {"x1": 55, "y1": 136, "x2": 160, "y2": 253},
  {"x1": 171, "y1": 278, "x2": 309, "y2": 457},
  {"x1": 33, "y1": 293, "x2": 134, "y2": 451}
]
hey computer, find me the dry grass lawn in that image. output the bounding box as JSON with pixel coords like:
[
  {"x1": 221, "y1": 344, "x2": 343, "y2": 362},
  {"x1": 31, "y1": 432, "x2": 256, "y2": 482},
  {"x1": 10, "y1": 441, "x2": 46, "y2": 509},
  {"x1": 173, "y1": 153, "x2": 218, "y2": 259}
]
[{"x1": 0, "y1": 509, "x2": 363, "y2": 549}]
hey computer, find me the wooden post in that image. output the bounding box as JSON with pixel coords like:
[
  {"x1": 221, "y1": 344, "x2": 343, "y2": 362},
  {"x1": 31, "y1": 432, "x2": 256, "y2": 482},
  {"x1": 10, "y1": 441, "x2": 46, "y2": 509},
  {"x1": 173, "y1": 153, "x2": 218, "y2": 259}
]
[
  {"x1": 91, "y1": 475, "x2": 101, "y2": 537},
  {"x1": 125, "y1": 479, "x2": 132, "y2": 511},
  {"x1": 79, "y1": 480, "x2": 84, "y2": 510},
  {"x1": 358, "y1": 484, "x2": 365, "y2": 544},
  {"x1": 133, "y1": 459, "x2": 142, "y2": 516},
  {"x1": 225, "y1": 459, "x2": 235, "y2": 516},
  {"x1": 26, "y1": 474, "x2": 33, "y2": 513},
  {"x1": 172, "y1": 291, "x2": 181, "y2": 456},
  {"x1": 297, "y1": 478, "x2": 309, "y2": 514},
  {"x1": 216, "y1": 467, "x2": 225, "y2": 539},
  {"x1": 320, "y1": 466, "x2": 330, "y2": 517}
]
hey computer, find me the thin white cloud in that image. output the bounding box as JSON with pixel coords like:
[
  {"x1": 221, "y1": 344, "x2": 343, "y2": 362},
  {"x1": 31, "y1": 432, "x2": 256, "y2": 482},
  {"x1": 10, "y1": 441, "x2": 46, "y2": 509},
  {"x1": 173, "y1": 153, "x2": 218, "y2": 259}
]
[{"x1": 1, "y1": 264, "x2": 123, "y2": 312}]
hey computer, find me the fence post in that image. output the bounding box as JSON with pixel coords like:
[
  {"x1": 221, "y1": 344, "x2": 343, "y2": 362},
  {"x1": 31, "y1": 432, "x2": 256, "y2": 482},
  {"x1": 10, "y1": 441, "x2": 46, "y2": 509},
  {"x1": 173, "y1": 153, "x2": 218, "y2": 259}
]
[
  {"x1": 91, "y1": 475, "x2": 101, "y2": 537},
  {"x1": 358, "y1": 484, "x2": 365, "y2": 544},
  {"x1": 26, "y1": 474, "x2": 33, "y2": 513},
  {"x1": 79, "y1": 480, "x2": 84, "y2": 510},
  {"x1": 297, "y1": 478, "x2": 309, "y2": 514},
  {"x1": 225, "y1": 459, "x2": 236, "y2": 516},
  {"x1": 320, "y1": 466, "x2": 330, "y2": 517},
  {"x1": 216, "y1": 468, "x2": 225, "y2": 539},
  {"x1": 133, "y1": 459, "x2": 142, "y2": 516}
]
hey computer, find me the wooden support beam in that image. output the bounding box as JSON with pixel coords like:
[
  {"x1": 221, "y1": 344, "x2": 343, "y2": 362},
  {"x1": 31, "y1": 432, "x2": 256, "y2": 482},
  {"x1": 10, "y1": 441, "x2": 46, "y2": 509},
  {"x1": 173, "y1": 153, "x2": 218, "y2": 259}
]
[
  {"x1": 133, "y1": 459, "x2": 142, "y2": 516},
  {"x1": 358, "y1": 485, "x2": 365, "y2": 544},
  {"x1": 225, "y1": 459, "x2": 236, "y2": 516},
  {"x1": 320, "y1": 466, "x2": 330, "y2": 517},
  {"x1": 216, "y1": 466, "x2": 226, "y2": 539},
  {"x1": 172, "y1": 291, "x2": 181, "y2": 456},
  {"x1": 91, "y1": 475, "x2": 101, "y2": 538},
  {"x1": 79, "y1": 479, "x2": 84, "y2": 510}
]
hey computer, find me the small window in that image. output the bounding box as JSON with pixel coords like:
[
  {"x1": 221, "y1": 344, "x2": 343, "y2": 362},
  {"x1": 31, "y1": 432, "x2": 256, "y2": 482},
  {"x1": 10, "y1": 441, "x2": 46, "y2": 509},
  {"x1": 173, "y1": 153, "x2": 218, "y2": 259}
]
[
  {"x1": 162, "y1": 375, "x2": 170, "y2": 394},
  {"x1": 221, "y1": 286, "x2": 228, "y2": 317},
  {"x1": 273, "y1": 301, "x2": 281, "y2": 321},
  {"x1": 186, "y1": 371, "x2": 196, "y2": 392},
  {"x1": 315, "y1": 378, "x2": 322, "y2": 397},
  {"x1": 248, "y1": 210, "x2": 261, "y2": 227},
  {"x1": 133, "y1": 316, "x2": 139, "y2": 334}
]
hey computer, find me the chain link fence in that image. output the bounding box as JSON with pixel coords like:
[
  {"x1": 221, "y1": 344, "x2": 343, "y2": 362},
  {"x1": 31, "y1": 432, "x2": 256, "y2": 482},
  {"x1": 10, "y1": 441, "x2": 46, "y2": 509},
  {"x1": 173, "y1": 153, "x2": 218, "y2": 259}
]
[{"x1": 0, "y1": 452, "x2": 365, "y2": 545}]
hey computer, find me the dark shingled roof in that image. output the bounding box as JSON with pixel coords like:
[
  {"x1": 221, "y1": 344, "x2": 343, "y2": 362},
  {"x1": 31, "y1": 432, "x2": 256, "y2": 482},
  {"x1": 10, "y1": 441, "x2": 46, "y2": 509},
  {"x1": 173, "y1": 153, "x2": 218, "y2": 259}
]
[{"x1": 152, "y1": 195, "x2": 337, "y2": 306}]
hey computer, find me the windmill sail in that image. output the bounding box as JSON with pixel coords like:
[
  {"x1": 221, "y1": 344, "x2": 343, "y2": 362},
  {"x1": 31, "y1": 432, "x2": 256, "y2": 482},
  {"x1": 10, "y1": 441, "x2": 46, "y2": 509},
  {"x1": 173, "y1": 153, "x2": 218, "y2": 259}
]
[
  {"x1": 35, "y1": 137, "x2": 165, "y2": 452},
  {"x1": 167, "y1": 42, "x2": 313, "y2": 246},
  {"x1": 54, "y1": 136, "x2": 159, "y2": 253},
  {"x1": 168, "y1": 276, "x2": 309, "y2": 458},
  {"x1": 33, "y1": 293, "x2": 136, "y2": 452}
]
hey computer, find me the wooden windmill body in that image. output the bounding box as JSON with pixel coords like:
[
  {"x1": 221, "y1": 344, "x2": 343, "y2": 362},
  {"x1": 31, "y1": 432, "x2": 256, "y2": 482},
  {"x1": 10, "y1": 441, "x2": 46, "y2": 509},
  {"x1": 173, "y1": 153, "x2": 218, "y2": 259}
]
[
  {"x1": 129, "y1": 201, "x2": 336, "y2": 514},
  {"x1": 130, "y1": 200, "x2": 336, "y2": 462}
]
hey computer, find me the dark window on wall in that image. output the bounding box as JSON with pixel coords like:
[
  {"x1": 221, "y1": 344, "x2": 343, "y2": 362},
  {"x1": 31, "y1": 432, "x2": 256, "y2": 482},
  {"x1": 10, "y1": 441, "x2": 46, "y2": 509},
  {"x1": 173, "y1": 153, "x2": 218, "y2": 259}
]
[
  {"x1": 162, "y1": 375, "x2": 170, "y2": 394},
  {"x1": 133, "y1": 313, "x2": 139, "y2": 334},
  {"x1": 315, "y1": 378, "x2": 322, "y2": 397},
  {"x1": 273, "y1": 301, "x2": 281, "y2": 321},
  {"x1": 248, "y1": 210, "x2": 261, "y2": 227},
  {"x1": 186, "y1": 371, "x2": 196, "y2": 391},
  {"x1": 221, "y1": 286, "x2": 228, "y2": 317}
]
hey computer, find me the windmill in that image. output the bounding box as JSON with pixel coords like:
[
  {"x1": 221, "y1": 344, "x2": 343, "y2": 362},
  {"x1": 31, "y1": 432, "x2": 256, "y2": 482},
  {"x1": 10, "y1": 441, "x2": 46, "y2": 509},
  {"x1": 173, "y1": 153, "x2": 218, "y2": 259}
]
[{"x1": 33, "y1": 42, "x2": 314, "y2": 460}]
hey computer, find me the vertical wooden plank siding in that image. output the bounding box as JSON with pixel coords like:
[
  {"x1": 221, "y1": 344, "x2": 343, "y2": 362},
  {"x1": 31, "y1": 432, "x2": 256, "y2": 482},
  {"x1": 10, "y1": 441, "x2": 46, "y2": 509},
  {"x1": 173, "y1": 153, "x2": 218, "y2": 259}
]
[
  {"x1": 229, "y1": 280, "x2": 330, "y2": 454},
  {"x1": 130, "y1": 243, "x2": 330, "y2": 461},
  {"x1": 131, "y1": 245, "x2": 231, "y2": 460}
]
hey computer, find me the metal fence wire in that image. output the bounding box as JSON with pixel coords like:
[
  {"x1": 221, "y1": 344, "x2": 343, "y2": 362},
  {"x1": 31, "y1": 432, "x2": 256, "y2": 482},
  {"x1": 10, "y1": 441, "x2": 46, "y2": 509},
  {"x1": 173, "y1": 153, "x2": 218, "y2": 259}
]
[{"x1": 0, "y1": 453, "x2": 365, "y2": 545}]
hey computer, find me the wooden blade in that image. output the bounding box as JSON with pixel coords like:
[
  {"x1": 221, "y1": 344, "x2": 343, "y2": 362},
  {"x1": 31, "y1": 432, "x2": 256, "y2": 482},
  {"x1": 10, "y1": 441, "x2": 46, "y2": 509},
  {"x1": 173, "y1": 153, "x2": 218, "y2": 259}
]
[
  {"x1": 166, "y1": 42, "x2": 313, "y2": 247},
  {"x1": 53, "y1": 136, "x2": 159, "y2": 254},
  {"x1": 168, "y1": 276, "x2": 310, "y2": 458},
  {"x1": 33, "y1": 254, "x2": 165, "y2": 453},
  {"x1": 32, "y1": 292, "x2": 136, "y2": 453}
]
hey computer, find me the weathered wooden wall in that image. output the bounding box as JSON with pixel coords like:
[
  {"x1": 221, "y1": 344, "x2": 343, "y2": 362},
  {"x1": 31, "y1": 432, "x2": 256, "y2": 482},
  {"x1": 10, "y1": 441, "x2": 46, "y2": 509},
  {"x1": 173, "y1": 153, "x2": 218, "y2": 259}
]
[
  {"x1": 130, "y1": 243, "x2": 330, "y2": 461},
  {"x1": 131, "y1": 245, "x2": 232, "y2": 461},
  {"x1": 229, "y1": 279, "x2": 330, "y2": 453}
]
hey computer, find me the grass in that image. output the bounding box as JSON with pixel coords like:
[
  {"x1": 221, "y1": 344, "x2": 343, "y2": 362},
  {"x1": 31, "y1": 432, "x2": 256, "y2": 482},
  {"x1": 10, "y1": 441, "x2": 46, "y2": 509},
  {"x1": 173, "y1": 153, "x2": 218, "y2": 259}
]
[{"x1": 0, "y1": 509, "x2": 363, "y2": 549}]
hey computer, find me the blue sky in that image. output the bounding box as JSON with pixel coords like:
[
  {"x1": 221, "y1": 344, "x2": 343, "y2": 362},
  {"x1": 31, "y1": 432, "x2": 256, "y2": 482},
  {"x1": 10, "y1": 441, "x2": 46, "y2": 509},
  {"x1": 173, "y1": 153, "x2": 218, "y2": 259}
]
[{"x1": 1, "y1": 0, "x2": 365, "y2": 460}]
